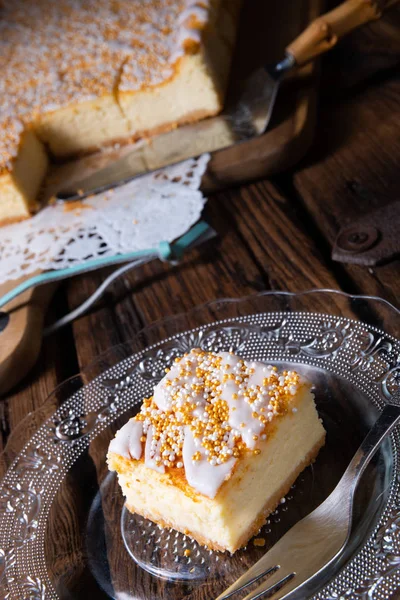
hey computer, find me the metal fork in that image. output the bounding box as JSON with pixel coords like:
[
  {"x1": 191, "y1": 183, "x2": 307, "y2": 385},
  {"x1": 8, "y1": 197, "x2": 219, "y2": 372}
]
[{"x1": 216, "y1": 404, "x2": 400, "y2": 600}]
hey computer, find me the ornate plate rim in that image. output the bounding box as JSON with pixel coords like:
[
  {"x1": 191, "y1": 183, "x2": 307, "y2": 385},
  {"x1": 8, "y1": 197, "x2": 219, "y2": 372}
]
[{"x1": 4, "y1": 287, "x2": 400, "y2": 430}]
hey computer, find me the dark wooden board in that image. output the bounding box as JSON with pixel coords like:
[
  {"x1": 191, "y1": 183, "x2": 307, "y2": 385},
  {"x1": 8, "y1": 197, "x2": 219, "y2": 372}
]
[
  {"x1": 0, "y1": 278, "x2": 57, "y2": 396},
  {"x1": 291, "y1": 6, "x2": 400, "y2": 311}
]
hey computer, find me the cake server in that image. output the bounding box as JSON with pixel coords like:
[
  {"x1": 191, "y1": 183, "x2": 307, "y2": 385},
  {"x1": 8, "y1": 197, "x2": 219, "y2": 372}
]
[
  {"x1": 216, "y1": 403, "x2": 400, "y2": 600},
  {"x1": 57, "y1": 0, "x2": 399, "y2": 202}
]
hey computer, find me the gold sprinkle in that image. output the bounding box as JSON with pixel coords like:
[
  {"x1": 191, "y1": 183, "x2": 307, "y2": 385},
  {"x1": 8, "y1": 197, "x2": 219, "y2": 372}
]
[
  {"x1": 253, "y1": 538, "x2": 266, "y2": 547},
  {"x1": 129, "y1": 349, "x2": 300, "y2": 470},
  {"x1": 184, "y1": 549, "x2": 191, "y2": 557}
]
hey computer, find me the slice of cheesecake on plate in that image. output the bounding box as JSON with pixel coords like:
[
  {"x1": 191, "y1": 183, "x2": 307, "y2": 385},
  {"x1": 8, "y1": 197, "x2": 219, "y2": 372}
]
[{"x1": 107, "y1": 349, "x2": 326, "y2": 553}]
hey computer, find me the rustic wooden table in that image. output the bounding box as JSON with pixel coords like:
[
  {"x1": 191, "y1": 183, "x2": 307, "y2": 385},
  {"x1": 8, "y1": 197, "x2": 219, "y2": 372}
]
[{"x1": 2, "y1": 4, "x2": 399, "y2": 463}]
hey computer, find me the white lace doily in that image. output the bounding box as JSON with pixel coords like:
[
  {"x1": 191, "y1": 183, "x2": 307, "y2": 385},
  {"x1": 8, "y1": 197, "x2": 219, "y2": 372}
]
[{"x1": 0, "y1": 155, "x2": 209, "y2": 285}]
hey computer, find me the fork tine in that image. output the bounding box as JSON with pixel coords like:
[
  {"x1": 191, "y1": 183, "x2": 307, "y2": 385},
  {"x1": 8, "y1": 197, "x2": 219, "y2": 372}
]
[
  {"x1": 215, "y1": 563, "x2": 279, "y2": 600},
  {"x1": 242, "y1": 570, "x2": 296, "y2": 600}
]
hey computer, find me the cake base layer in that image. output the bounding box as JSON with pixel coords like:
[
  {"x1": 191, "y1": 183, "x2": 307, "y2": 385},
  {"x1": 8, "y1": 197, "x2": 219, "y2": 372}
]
[{"x1": 109, "y1": 385, "x2": 326, "y2": 553}]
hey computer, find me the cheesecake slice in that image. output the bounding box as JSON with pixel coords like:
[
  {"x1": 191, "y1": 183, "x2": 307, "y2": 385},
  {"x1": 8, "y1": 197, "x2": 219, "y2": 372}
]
[
  {"x1": 0, "y1": 0, "x2": 242, "y2": 225},
  {"x1": 107, "y1": 349, "x2": 326, "y2": 553}
]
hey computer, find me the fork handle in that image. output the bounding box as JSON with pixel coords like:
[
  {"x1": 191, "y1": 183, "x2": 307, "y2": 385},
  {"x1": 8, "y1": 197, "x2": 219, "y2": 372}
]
[{"x1": 342, "y1": 404, "x2": 400, "y2": 493}]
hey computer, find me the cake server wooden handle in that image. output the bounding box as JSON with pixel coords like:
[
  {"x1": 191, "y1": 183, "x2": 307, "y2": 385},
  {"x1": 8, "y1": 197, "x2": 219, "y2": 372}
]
[{"x1": 286, "y1": 0, "x2": 400, "y2": 66}]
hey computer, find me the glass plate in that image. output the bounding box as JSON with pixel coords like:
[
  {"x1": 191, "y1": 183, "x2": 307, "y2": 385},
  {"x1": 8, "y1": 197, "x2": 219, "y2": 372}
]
[{"x1": 1, "y1": 290, "x2": 400, "y2": 600}]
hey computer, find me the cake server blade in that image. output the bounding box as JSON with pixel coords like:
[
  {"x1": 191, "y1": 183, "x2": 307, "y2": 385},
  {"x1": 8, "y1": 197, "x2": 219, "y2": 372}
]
[{"x1": 56, "y1": 65, "x2": 284, "y2": 201}]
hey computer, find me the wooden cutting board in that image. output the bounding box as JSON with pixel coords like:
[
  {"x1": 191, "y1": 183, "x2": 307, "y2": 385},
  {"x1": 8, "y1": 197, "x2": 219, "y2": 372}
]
[
  {"x1": 0, "y1": 0, "x2": 322, "y2": 395},
  {"x1": 0, "y1": 279, "x2": 56, "y2": 396}
]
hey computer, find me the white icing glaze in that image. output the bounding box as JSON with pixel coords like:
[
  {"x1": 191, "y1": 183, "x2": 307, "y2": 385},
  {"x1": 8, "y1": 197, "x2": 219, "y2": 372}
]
[
  {"x1": 182, "y1": 427, "x2": 236, "y2": 499},
  {"x1": 216, "y1": 351, "x2": 241, "y2": 372},
  {"x1": 246, "y1": 362, "x2": 275, "y2": 387},
  {"x1": 108, "y1": 419, "x2": 141, "y2": 459},
  {"x1": 218, "y1": 357, "x2": 279, "y2": 449},
  {"x1": 221, "y1": 381, "x2": 263, "y2": 450},
  {"x1": 174, "y1": 4, "x2": 209, "y2": 49},
  {"x1": 178, "y1": 5, "x2": 209, "y2": 26},
  {"x1": 111, "y1": 350, "x2": 304, "y2": 498},
  {"x1": 152, "y1": 379, "x2": 172, "y2": 412},
  {"x1": 128, "y1": 420, "x2": 144, "y2": 460}
]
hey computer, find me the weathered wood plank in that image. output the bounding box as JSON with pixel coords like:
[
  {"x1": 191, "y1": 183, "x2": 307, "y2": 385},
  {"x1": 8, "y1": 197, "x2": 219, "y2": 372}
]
[
  {"x1": 210, "y1": 180, "x2": 339, "y2": 291},
  {"x1": 319, "y1": 5, "x2": 400, "y2": 97},
  {"x1": 292, "y1": 74, "x2": 400, "y2": 307}
]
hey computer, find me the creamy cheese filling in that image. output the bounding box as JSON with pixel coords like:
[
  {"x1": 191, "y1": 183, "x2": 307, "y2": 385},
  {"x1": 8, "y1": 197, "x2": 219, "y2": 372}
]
[{"x1": 109, "y1": 349, "x2": 304, "y2": 498}]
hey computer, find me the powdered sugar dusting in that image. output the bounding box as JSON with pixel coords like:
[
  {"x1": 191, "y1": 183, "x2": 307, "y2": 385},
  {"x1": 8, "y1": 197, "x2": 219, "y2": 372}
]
[{"x1": 0, "y1": 0, "x2": 212, "y2": 173}]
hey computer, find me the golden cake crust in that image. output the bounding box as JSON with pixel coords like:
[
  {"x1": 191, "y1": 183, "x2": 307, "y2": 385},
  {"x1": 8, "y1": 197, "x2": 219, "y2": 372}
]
[{"x1": 109, "y1": 453, "x2": 202, "y2": 501}]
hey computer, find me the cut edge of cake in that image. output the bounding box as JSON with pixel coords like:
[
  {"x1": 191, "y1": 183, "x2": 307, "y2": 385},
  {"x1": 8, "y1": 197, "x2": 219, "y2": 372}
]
[
  {"x1": 0, "y1": 129, "x2": 48, "y2": 225},
  {"x1": 129, "y1": 437, "x2": 324, "y2": 552},
  {"x1": 36, "y1": 0, "x2": 242, "y2": 158}
]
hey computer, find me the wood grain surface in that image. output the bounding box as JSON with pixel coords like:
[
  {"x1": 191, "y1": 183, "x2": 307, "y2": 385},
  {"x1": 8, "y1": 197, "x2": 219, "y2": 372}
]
[{"x1": 1, "y1": 1, "x2": 400, "y2": 598}]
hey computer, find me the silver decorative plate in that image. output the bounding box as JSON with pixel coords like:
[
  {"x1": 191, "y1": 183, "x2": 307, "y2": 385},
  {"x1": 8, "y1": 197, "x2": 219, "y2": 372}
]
[{"x1": 1, "y1": 290, "x2": 400, "y2": 600}]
